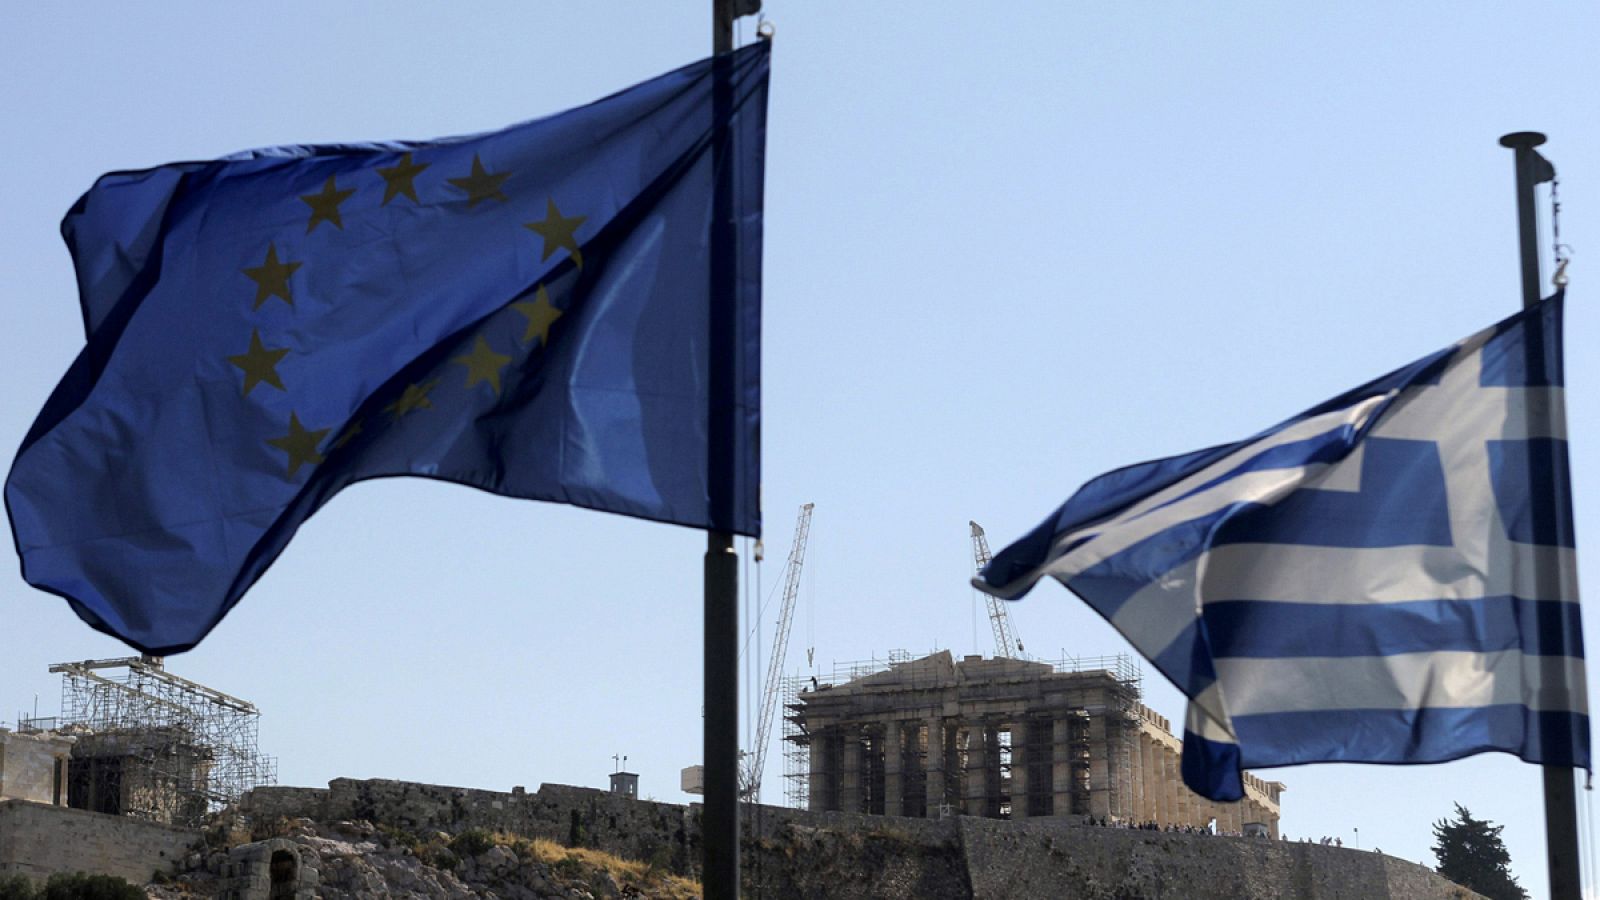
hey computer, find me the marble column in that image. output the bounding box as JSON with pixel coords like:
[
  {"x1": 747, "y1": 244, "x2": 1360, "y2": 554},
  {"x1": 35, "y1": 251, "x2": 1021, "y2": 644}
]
[
  {"x1": 1114, "y1": 727, "x2": 1133, "y2": 820},
  {"x1": 839, "y1": 726, "x2": 861, "y2": 813},
  {"x1": 985, "y1": 724, "x2": 1002, "y2": 818},
  {"x1": 808, "y1": 729, "x2": 832, "y2": 812},
  {"x1": 965, "y1": 722, "x2": 989, "y2": 816},
  {"x1": 1129, "y1": 727, "x2": 1145, "y2": 821},
  {"x1": 1086, "y1": 714, "x2": 1111, "y2": 819},
  {"x1": 1159, "y1": 747, "x2": 1175, "y2": 826},
  {"x1": 1010, "y1": 721, "x2": 1029, "y2": 820},
  {"x1": 925, "y1": 718, "x2": 945, "y2": 818},
  {"x1": 1139, "y1": 740, "x2": 1152, "y2": 823},
  {"x1": 1051, "y1": 718, "x2": 1073, "y2": 816},
  {"x1": 884, "y1": 720, "x2": 904, "y2": 818}
]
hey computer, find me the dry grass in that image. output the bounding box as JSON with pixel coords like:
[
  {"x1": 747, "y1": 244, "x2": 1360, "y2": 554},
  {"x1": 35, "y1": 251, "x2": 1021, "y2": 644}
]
[{"x1": 498, "y1": 833, "x2": 703, "y2": 899}]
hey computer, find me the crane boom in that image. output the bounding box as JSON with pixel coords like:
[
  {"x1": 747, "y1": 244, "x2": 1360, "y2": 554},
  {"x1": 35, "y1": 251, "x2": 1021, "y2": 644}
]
[
  {"x1": 743, "y1": 502, "x2": 814, "y2": 802},
  {"x1": 970, "y1": 521, "x2": 1023, "y2": 659}
]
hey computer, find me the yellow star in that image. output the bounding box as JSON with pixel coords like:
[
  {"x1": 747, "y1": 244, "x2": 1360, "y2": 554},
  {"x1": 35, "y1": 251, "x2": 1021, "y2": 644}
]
[
  {"x1": 266, "y1": 412, "x2": 329, "y2": 480},
  {"x1": 375, "y1": 153, "x2": 430, "y2": 205},
  {"x1": 242, "y1": 243, "x2": 303, "y2": 309},
  {"x1": 452, "y1": 335, "x2": 513, "y2": 395},
  {"x1": 523, "y1": 198, "x2": 587, "y2": 267},
  {"x1": 447, "y1": 154, "x2": 511, "y2": 208},
  {"x1": 300, "y1": 175, "x2": 356, "y2": 233},
  {"x1": 331, "y1": 418, "x2": 364, "y2": 449},
  {"x1": 385, "y1": 379, "x2": 439, "y2": 420},
  {"x1": 226, "y1": 329, "x2": 290, "y2": 397},
  {"x1": 512, "y1": 285, "x2": 563, "y2": 346}
]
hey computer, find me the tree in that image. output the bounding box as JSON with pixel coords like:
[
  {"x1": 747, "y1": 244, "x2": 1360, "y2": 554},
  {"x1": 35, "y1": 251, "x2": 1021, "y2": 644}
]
[{"x1": 1432, "y1": 804, "x2": 1528, "y2": 900}]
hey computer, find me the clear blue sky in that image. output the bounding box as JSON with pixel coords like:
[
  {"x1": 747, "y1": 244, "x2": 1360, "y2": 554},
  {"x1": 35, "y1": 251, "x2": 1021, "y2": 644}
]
[{"x1": 3, "y1": 3, "x2": 1598, "y2": 897}]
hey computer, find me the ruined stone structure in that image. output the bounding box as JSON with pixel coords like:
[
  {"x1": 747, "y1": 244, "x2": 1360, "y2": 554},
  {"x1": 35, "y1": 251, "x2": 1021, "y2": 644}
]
[
  {"x1": 789, "y1": 651, "x2": 1283, "y2": 835},
  {"x1": 65, "y1": 726, "x2": 213, "y2": 826},
  {"x1": 0, "y1": 729, "x2": 74, "y2": 807},
  {"x1": 23, "y1": 656, "x2": 276, "y2": 828},
  {"x1": 215, "y1": 839, "x2": 319, "y2": 900}
]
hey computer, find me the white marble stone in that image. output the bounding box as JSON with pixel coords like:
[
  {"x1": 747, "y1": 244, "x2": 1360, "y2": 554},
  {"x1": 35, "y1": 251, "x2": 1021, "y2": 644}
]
[{"x1": 0, "y1": 729, "x2": 74, "y2": 805}]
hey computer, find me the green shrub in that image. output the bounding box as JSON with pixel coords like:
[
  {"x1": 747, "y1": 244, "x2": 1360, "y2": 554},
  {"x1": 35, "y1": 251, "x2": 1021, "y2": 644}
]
[
  {"x1": 0, "y1": 874, "x2": 34, "y2": 900},
  {"x1": 552, "y1": 855, "x2": 585, "y2": 880},
  {"x1": 41, "y1": 873, "x2": 144, "y2": 900},
  {"x1": 449, "y1": 828, "x2": 496, "y2": 858},
  {"x1": 377, "y1": 824, "x2": 423, "y2": 854},
  {"x1": 419, "y1": 845, "x2": 458, "y2": 871}
]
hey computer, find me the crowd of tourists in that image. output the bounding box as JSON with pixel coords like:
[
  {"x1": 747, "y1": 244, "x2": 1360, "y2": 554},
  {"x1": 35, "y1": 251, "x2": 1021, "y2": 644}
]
[
  {"x1": 1083, "y1": 816, "x2": 1259, "y2": 837},
  {"x1": 1083, "y1": 817, "x2": 1374, "y2": 852}
]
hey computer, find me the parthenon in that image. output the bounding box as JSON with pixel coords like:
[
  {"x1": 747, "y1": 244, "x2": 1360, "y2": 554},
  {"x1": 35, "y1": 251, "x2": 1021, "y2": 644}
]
[{"x1": 787, "y1": 651, "x2": 1282, "y2": 835}]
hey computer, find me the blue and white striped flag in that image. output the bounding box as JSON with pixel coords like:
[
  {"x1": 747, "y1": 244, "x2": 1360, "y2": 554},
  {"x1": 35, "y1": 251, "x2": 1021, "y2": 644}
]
[{"x1": 975, "y1": 294, "x2": 1587, "y2": 801}]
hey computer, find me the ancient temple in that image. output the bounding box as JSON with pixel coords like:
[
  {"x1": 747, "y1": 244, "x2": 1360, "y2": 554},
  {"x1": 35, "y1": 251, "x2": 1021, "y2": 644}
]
[{"x1": 788, "y1": 651, "x2": 1282, "y2": 835}]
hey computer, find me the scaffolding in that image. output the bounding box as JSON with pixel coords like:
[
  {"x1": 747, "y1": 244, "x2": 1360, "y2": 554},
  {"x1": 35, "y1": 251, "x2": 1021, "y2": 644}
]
[
  {"x1": 32, "y1": 656, "x2": 275, "y2": 825},
  {"x1": 781, "y1": 649, "x2": 1142, "y2": 813},
  {"x1": 780, "y1": 674, "x2": 811, "y2": 809}
]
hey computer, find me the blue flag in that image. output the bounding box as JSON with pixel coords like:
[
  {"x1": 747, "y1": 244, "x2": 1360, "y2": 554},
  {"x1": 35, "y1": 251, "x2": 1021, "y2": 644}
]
[
  {"x1": 7, "y1": 42, "x2": 770, "y2": 655},
  {"x1": 976, "y1": 295, "x2": 1586, "y2": 801}
]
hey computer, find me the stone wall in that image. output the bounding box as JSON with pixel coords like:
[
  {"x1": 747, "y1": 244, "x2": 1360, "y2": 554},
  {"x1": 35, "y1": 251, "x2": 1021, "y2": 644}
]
[
  {"x1": 0, "y1": 731, "x2": 72, "y2": 806},
  {"x1": 0, "y1": 799, "x2": 198, "y2": 884},
  {"x1": 953, "y1": 817, "x2": 1484, "y2": 900},
  {"x1": 244, "y1": 779, "x2": 703, "y2": 874},
  {"x1": 234, "y1": 785, "x2": 330, "y2": 823},
  {"x1": 743, "y1": 804, "x2": 970, "y2": 899},
  {"x1": 241, "y1": 778, "x2": 1483, "y2": 899}
]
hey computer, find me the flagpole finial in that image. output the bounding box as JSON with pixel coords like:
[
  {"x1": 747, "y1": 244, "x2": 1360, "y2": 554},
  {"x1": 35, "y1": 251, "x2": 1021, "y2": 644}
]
[{"x1": 1499, "y1": 132, "x2": 1547, "y2": 149}]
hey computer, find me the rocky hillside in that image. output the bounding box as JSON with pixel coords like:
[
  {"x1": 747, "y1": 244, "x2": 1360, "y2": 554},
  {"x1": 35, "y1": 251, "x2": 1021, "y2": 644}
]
[
  {"x1": 150, "y1": 815, "x2": 699, "y2": 899},
  {"x1": 114, "y1": 778, "x2": 1485, "y2": 899}
]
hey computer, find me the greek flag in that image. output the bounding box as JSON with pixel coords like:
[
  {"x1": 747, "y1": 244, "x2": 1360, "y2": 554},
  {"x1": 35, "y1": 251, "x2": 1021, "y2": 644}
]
[{"x1": 975, "y1": 294, "x2": 1587, "y2": 801}]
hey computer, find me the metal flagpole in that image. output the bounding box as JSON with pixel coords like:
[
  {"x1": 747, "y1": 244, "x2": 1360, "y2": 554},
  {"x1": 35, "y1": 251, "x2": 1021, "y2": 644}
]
[
  {"x1": 704, "y1": 528, "x2": 739, "y2": 900},
  {"x1": 1499, "y1": 130, "x2": 1581, "y2": 900},
  {"x1": 705, "y1": 1, "x2": 751, "y2": 897}
]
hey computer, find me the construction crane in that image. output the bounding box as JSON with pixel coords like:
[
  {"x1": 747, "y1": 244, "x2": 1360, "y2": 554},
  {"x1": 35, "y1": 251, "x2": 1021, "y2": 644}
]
[
  {"x1": 742, "y1": 502, "x2": 814, "y2": 802},
  {"x1": 970, "y1": 521, "x2": 1024, "y2": 659}
]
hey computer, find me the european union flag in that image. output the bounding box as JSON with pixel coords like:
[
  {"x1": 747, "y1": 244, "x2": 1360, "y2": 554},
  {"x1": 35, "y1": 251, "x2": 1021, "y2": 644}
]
[
  {"x1": 6, "y1": 42, "x2": 770, "y2": 655},
  {"x1": 976, "y1": 295, "x2": 1586, "y2": 801}
]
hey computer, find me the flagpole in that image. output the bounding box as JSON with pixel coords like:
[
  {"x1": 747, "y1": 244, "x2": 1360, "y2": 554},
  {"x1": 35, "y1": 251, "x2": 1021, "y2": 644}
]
[
  {"x1": 1499, "y1": 130, "x2": 1581, "y2": 900},
  {"x1": 704, "y1": 1, "x2": 741, "y2": 898}
]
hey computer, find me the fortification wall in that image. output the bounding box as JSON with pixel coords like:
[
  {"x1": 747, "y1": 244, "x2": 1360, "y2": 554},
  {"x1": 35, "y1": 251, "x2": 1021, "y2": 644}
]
[
  {"x1": 954, "y1": 816, "x2": 1483, "y2": 900},
  {"x1": 242, "y1": 778, "x2": 1484, "y2": 899},
  {"x1": 0, "y1": 799, "x2": 197, "y2": 884},
  {"x1": 244, "y1": 778, "x2": 704, "y2": 874},
  {"x1": 743, "y1": 805, "x2": 970, "y2": 899}
]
